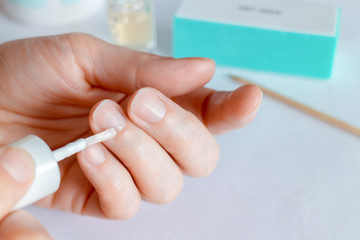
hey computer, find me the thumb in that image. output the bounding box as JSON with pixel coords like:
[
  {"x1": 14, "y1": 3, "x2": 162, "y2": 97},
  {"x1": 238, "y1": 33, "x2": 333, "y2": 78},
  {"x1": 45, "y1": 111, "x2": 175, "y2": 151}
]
[
  {"x1": 0, "y1": 147, "x2": 35, "y2": 219},
  {"x1": 65, "y1": 34, "x2": 216, "y2": 97}
]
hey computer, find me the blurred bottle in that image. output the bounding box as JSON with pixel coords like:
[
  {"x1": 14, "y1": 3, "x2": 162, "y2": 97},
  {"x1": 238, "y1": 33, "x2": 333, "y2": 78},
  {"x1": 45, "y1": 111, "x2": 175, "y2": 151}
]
[
  {"x1": 2, "y1": 0, "x2": 103, "y2": 26},
  {"x1": 107, "y1": 0, "x2": 156, "y2": 51}
]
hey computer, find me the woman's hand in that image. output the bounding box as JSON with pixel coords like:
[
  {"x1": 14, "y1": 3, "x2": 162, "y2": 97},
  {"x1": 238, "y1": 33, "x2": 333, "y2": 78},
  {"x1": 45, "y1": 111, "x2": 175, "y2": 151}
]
[{"x1": 0, "y1": 34, "x2": 262, "y2": 222}]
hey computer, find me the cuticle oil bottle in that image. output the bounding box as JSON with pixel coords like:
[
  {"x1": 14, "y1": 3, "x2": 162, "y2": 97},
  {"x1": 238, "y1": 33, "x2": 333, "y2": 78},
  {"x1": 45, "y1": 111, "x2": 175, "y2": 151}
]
[{"x1": 107, "y1": 0, "x2": 156, "y2": 52}]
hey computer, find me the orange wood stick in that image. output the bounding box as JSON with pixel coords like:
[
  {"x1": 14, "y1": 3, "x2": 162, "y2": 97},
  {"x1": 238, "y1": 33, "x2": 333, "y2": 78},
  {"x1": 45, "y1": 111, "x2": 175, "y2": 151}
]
[{"x1": 229, "y1": 74, "x2": 360, "y2": 138}]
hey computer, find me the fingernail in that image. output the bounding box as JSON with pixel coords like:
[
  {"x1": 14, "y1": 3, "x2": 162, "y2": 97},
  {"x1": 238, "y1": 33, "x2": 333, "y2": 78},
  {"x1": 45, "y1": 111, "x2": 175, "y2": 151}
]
[
  {"x1": 82, "y1": 144, "x2": 105, "y2": 166},
  {"x1": 247, "y1": 91, "x2": 262, "y2": 120},
  {"x1": 131, "y1": 89, "x2": 166, "y2": 123},
  {"x1": 93, "y1": 100, "x2": 127, "y2": 131},
  {"x1": 0, "y1": 148, "x2": 34, "y2": 183}
]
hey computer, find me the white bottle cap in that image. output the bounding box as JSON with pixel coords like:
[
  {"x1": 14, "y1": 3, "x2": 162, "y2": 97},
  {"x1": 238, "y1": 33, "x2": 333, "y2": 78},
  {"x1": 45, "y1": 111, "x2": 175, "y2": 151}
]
[
  {"x1": 7, "y1": 128, "x2": 117, "y2": 210},
  {"x1": 10, "y1": 135, "x2": 61, "y2": 210}
]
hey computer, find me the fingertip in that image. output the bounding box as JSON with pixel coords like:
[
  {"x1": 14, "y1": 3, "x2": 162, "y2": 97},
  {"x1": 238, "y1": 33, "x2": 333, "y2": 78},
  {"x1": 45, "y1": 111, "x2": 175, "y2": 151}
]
[
  {"x1": 0, "y1": 148, "x2": 35, "y2": 184},
  {"x1": 143, "y1": 57, "x2": 216, "y2": 97},
  {"x1": 89, "y1": 99, "x2": 127, "y2": 133},
  {"x1": 227, "y1": 84, "x2": 262, "y2": 127},
  {"x1": 235, "y1": 84, "x2": 262, "y2": 109},
  {"x1": 0, "y1": 147, "x2": 36, "y2": 216},
  {"x1": 182, "y1": 57, "x2": 216, "y2": 83},
  {"x1": 189, "y1": 57, "x2": 216, "y2": 70},
  {"x1": 206, "y1": 84, "x2": 262, "y2": 134}
]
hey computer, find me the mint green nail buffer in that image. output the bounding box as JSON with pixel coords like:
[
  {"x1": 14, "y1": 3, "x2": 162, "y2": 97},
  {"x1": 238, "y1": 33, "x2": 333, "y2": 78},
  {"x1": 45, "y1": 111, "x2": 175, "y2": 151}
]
[{"x1": 173, "y1": 0, "x2": 340, "y2": 79}]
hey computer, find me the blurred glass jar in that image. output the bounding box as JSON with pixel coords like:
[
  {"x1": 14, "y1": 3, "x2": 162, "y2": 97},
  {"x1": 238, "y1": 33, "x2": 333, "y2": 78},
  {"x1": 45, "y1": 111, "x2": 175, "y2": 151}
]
[
  {"x1": 107, "y1": 0, "x2": 156, "y2": 51},
  {"x1": 2, "y1": 0, "x2": 103, "y2": 26}
]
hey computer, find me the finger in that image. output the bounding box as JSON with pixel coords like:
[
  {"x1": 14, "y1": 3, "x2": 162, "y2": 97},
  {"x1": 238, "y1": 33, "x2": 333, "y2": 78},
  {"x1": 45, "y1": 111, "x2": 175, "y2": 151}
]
[
  {"x1": 173, "y1": 84, "x2": 263, "y2": 134},
  {"x1": 77, "y1": 143, "x2": 141, "y2": 220},
  {"x1": 90, "y1": 100, "x2": 184, "y2": 204},
  {"x1": 0, "y1": 147, "x2": 35, "y2": 218},
  {"x1": 63, "y1": 33, "x2": 215, "y2": 96},
  {"x1": 0, "y1": 210, "x2": 52, "y2": 240},
  {"x1": 128, "y1": 88, "x2": 220, "y2": 177}
]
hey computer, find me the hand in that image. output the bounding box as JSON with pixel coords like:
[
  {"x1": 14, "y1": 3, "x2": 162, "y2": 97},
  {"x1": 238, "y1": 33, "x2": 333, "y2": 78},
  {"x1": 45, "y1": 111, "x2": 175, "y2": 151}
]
[
  {"x1": 0, "y1": 147, "x2": 52, "y2": 239},
  {"x1": 0, "y1": 34, "x2": 262, "y2": 222}
]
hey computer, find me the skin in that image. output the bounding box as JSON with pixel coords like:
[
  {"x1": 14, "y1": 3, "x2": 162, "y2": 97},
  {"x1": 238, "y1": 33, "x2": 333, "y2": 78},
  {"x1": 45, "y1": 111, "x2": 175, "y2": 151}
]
[{"x1": 0, "y1": 33, "x2": 262, "y2": 239}]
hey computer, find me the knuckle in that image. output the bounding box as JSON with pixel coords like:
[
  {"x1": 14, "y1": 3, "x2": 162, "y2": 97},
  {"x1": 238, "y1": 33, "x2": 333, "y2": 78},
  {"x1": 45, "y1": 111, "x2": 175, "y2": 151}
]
[
  {"x1": 171, "y1": 113, "x2": 220, "y2": 178},
  {"x1": 160, "y1": 174, "x2": 184, "y2": 204},
  {"x1": 165, "y1": 112, "x2": 198, "y2": 152},
  {"x1": 99, "y1": 179, "x2": 142, "y2": 220},
  {"x1": 104, "y1": 178, "x2": 127, "y2": 193},
  {"x1": 203, "y1": 139, "x2": 220, "y2": 176},
  {"x1": 176, "y1": 113, "x2": 198, "y2": 142},
  {"x1": 145, "y1": 172, "x2": 184, "y2": 205},
  {"x1": 186, "y1": 138, "x2": 220, "y2": 178}
]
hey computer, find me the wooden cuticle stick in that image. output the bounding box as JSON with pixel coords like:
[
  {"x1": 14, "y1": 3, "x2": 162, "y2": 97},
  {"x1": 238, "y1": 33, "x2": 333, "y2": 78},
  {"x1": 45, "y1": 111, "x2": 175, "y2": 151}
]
[{"x1": 229, "y1": 74, "x2": 360, "y2": 138}]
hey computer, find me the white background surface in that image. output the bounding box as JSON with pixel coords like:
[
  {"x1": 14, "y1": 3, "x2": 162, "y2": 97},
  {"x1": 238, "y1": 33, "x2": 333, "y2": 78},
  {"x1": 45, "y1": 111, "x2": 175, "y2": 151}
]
[{"x1": 1, "y1": 0, "x2": 360, "y2": 239}]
